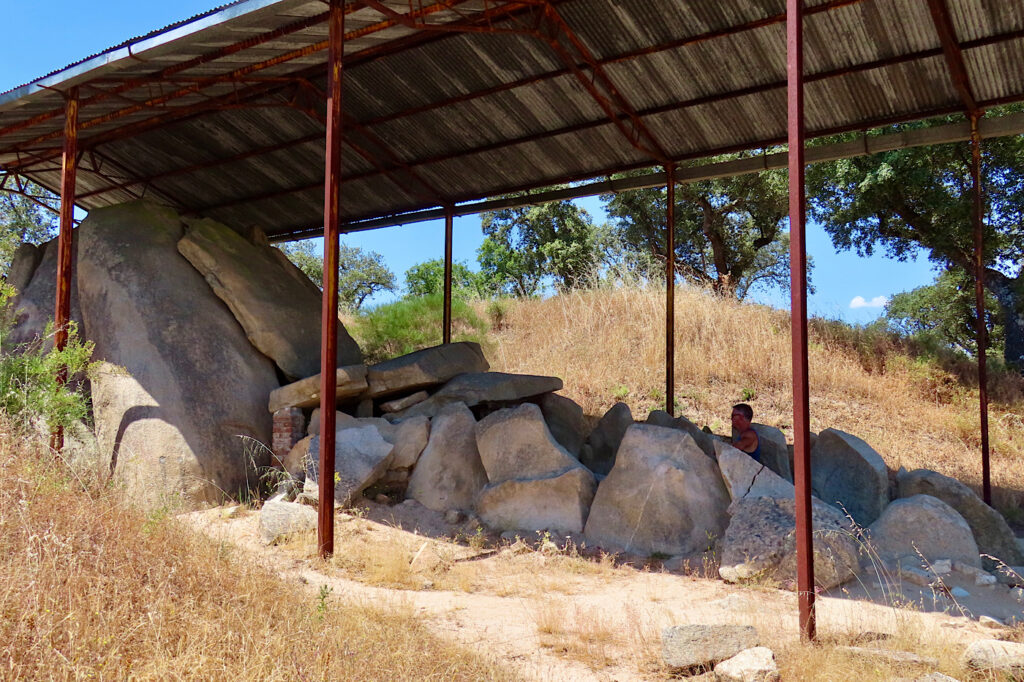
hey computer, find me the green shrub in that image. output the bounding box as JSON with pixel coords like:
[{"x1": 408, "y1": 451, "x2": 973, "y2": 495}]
[
  {"x1": 352, "y1": 293, "x2": 490, "y2": 364},
  {"x1": 0, "y1": 283, "x2": 94, "y2": 432}
]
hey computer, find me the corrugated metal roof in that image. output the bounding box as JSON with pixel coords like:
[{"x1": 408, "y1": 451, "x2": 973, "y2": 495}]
[{"x1": 2, "y1": 0, "x2": 1023, "y2": 240}]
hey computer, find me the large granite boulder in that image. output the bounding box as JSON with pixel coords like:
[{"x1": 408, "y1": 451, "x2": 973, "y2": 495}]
[
  {"x1": 731, "y1": 423, "x2": 792, "y2": 481},
  {"x1": 580, "y1": 402, "x2": 632, "y2": 476},
  {"x1": 178, "y1": 217, "x2": 361, "y2": 380},
  {"x1": 719, "y1": 497, "x2": 859, "y2": 589},
  {"x1": 5, "y1": 235, "x2": 84, "y2": 349},
  {"x1": 308, "y1": 425, "x2": 394, "y2": 505},
  {"x1": 646, "y1": 411, "x2": 717, "y2": 459},
  {"x1": 584, "y1": 424, "x2": 730, "y2": 556},
  {"x1": 394, "y1": 371, "x2": 562, "y2": 419},
  {"x1": 406, "y1": 403, "x2": 487, "y2": 512},
  {"x1": 79, "y1": 203, "x2": 279, "y2": 508},
  {"x1": 538, "y1": 392, "x2": 587, "y2": 456},
  {"x1": 476, "y1": 403, "x2": 580, "y2": 482},
  {"x1": 810, "y1": 428, "x2": 889, "y2": 526},
  {"x1": 866, "y1": 494, "x2": 981, "y2": 567},
  {"x1": 307, "y1": 411, "x2": 429, "y2": 469},
  {"x1": 476, "y1": 467, "x2": 596, "y2": 534},
  {"x1": 267, "y1": 365, "x2": 368, "y2": 412},
  {"x1": 366, "y1": 342, "x2": 488, "y2": 399},
  {"x1": 897, "y1": 468, "x2": 1024, "y2": 567},
  {"x1": 714, "y1": 440, "x2": 794, "y2": 509}
]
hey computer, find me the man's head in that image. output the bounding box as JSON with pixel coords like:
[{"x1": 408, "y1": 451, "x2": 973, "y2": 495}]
[{"x1": 731, "y1": 403, "x2": 753, "y2": 430}]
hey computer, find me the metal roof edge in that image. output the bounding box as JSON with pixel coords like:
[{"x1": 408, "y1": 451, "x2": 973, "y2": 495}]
[{"x1": 0, "y1": 0, "x2": 288, "y2": 108}]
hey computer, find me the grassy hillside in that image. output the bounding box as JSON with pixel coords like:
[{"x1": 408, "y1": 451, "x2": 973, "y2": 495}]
[{"x1": 479, "y1": 284, "x2": 1024, "y2": 518}]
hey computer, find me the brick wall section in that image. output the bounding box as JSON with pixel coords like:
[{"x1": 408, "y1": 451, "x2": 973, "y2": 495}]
[{"x1": 271, "y1": 407, "x2": 305, "y2": 467}]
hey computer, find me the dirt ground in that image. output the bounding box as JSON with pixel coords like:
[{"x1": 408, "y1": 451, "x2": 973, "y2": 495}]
[{"x1": 184, "y1": 499, "x2": 1024, "y2": 681}]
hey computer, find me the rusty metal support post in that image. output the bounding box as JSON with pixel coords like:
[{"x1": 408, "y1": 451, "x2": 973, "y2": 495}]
[
  {"x1": 318, "y1": 0, "x2": 345, "y2": 560},
  {"x1": 52, "y1": 87, "x2": 79, "y2": 452},
  {"x1": 665, "y1": 163, "x2": 676, "y2": 416},
  {"x1": 970, "y1": 114, "x2": 991, "y2": 505},
  {"x1": 443, "y1": 205, "x2": 454, "y2": 344},
  {"x1": 787, "y1": 0, "x2": 816, "y2": 641}
]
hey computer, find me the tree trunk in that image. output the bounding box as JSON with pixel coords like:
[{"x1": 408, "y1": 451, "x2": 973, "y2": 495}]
[{"x1": 986, "y1": 270, "x2": 1024, "y2": 371}]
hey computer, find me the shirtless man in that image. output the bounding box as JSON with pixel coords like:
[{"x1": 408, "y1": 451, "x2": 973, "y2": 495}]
[{"x1": 730, "y1": 403, "x2": 761, "y2": 463}]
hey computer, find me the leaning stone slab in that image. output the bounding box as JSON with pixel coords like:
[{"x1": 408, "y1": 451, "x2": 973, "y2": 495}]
[
  {"x1": 538, "y1": 392, "x2": 587, "y2": 456},
  {"x1": 897, "y1": 468, "x2": 1024, "y2": 568},
  {"x1": 584, "y1": 425, "x2": 730, "y2": 557},
  {"x1": 714, "y1": 440, "x2": 794, "y2": 509},
  {"x1": 79, "y1": 202, "x2": 279, "y2": 509},
  {"x1": 366, "y1": 341, "x2": 488, "y2": 399},
  {"x1": 406, "y1": 403, "x2": 488, "y2": 513},
  {"x1": 580, "y1": 402, "x2": 633, "y2": 476},
  {"x1": 178, "y1": 216, "x2": 361, "y2": 380},
  {"x1": 811, "y1": 428, "x2": 889, "y2": 526},
  {"x1": 476, "y1": 403, "x2": 581, "y2": 483},
  {"x1": 380, "y1": 390, "x2": 429, "y2": 414},
  {"x1": 268, "y1": 365, "x2": 368, "y2": 412},
  {"x1": 259, "y1": 494, "x2": 318, "y2": 544},
  {"x1": 962, "y1": 639, "x2": 1024, "y2": 675},
  {"x1": 6, "y1": 234, "x2": 84, "y2": 350},
  {"x1": 395, "y1": 372, "x2": 562, "y2": 419},
  {"x1": 662, "y1": 624, "x2": 758, "y2": 671},
  {"x1": 714, "y1": 647, "x2": 779, "y2": 682},
  {"x1": 719, "y1": 497, "x2": 859, "y2": 589},
  {"x1": 750, "y1": 423, "x2": 791, "y2": 481},
  {"x1": 867, "y1": 494, "x2": 981, "y2": 567},
  {"x1": 476, "y1": 466, "x2": 596, "y2": 534},
  {"x1": 308, "y1": 425, "x2": 394, "y2": 506}
]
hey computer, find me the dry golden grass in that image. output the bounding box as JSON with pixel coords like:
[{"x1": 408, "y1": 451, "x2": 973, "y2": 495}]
[
  {"x1": 486, "y1": 284, "x2": 1024, "y2": 515},
  {"x1": 0, "y1": 425, "x2": 517, "y2": 681}
]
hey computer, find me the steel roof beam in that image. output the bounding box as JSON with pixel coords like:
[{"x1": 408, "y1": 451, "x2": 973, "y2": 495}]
[{"x1": 927, "y1": 0, "x2": 980, "y2": 115}]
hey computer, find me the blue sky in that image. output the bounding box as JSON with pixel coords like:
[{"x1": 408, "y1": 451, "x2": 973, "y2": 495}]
[{"x1": 1, "y1": 2, "x2": 938, "y2": 322}]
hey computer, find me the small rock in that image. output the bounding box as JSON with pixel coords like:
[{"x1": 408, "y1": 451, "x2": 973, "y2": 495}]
[
  {"x1": 975, "y1": 573, "x2": 997, "y2": 586},
  {"x1": 931, "y1": 559, "x2": 952, "y2": 575},
  {"x1": 445, "y1": 509, "x2": 465, "y2": 525},
  {"x1": 994, "y1": 565, "x2": 1024, "y2": 586},
  {"x1": 374, "y1": 494, "x2": 390, "y2": 504},
  {"x1": 899, "y1": 565, "x2": 934, "y2": 587},
  {"x1": 662, "y1": 624, "x2": 758, "y2": 671},
  {"x1": 962, "y1": 638, "x2": 1024, "y2": 674},
  {"x1": 258, "y1": 494, "x2": 317, "y2": 544},
  {"x1": 713, "y1": 646, "x2": 778, "y2": 682},
  {"x1": 979, "y1": 615, "x2": 1005, "y2": 629},
  {"x1": 380, "y1": 390, "x2": 429, "y2": 413},
  {"x1": 950, "y1": 586, "x2": 970, "y2": 598}
]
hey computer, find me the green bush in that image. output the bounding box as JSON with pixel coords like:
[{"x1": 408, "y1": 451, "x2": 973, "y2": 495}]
[
  {"x1": 0, "y1": 283, "x2": 94, "y2": 432},
  {"x1": 351, "y1": 293, "x2": 490, "y2": 364}
]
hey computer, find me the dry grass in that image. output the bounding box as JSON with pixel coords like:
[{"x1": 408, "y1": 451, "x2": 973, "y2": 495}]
[
  {"x1": 0, "y1": 424, "x2": 517, "y2": 681},
  {"x1": 486, "y1": 284, "x2": 1024, "y2": 515}
]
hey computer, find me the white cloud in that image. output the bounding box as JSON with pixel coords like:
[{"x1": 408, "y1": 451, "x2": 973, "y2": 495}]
[{"x1": 849, "y1": 295, "x2": 888, "y2": 309}]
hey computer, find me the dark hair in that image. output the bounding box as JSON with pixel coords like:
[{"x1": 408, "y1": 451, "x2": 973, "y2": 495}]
[{"x1": 732, "y1": 403, "x2": 753, "y2": 420}]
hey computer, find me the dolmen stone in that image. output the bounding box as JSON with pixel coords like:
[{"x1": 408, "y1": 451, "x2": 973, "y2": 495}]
[
  {"x1": 743, "y1": 423, "x2": 792, "y2": 482},
  {"x1": 646, "y1": 410, "x2": 717, "y2": 459},
  {"x1": 714, "y1": 440, "x2": 794, "y2": 510},
  {"x1": 897, "y1": 468, "x2": 1024, "y2": 568},
  {"x1": 5, "y1": 234, "x2": 84, "y2": 350},
  {"x1": 662, "y1": 624, "x2": 759, "y2": 672},
  {"x1": 475, "y1": 403, "x2": 595, "y2": 534},
  {"x1": 584, "y1": 424, "x2": 730, "y2": 557},
  {"x1": 366, "y1": 341, "x2": 488, "y2": 399},
  {"x1": 866, "y1": 494, "x2": 981, "y2": 567},
  {"x1": 719, "y1": 497, "x2": 859, "y2": 589},
  {"x1": 267, "y1": 364, "x2": 368, "y2": 412},
  {"x1": 811, "y1": 428, "x2": 889, "y2": 526},
  {"x1": 178, "y1": 217, "x2": 361, "y2": 380},
  {"x1": 395, "y1": 371, "x2": 562, "y2": 419},
  {"x1": 406, "y1": 403, "x2": 488, "y2": 513},
  {"x1": 538, "y1": 392, "x2": 587, "y2": 456},
  {"x1": 380, "y1": 390, "x2": 429, "y2": 414},
  {"x1": 580, "y1": 402, "x2": 632, "y2": 476},
  {"x1": 308, "y1": 425, "x2": 394, "y2": 506},
  {"x1": 259, "y1": 493, "x2": 317, "y2": 544},
  {"x1": 79, "y1": 202, "x2": 279, "y2": 508},
  {"x1": 309, "y1": 411, "x2": 429, "y2": 470}
]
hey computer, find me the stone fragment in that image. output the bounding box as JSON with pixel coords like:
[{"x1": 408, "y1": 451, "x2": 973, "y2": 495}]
[
  {"x1": 719, "y1": 497, "x2": 859, "y2": 589},
  {"x1": 584, "y1": 425, "x2": 730, "y2": 557},
  {"x1": 580, "y1": 402, "x2": 632, "y2": 476},
  {"x1": 811, "y1": 428, "x2": 889, "y2": 526},
  {"x1": 307, "y1": 426, "x2": 394, "y2": 506},
  {"x1": 395, "y1": 371, "x2": 562, "y2": 419},
  {"x1": 406, "y1": 403, "x2": 487, "y2": 512},
  {"x1": 714, "y1": 440, "x2": 794, "y2": 509},
  {"x1": 476, "y1": 467, "x2": 596, "y2": 534},
  {"x1": 268, "y1": 365, "x2": 368, "y2": 412},
  {"x1": 309, "y1": 411, "x2": 429, "y2": 469},
  {"x1": 980, "y1": 615, "x2": 1005, "y2": 629},
  {"x1": 366, "y1": 341, "x2": 488, "y2": 399},
  {"x1": 867, "y1": 495, "x2": 980, "y2": 567},
  {"x1": 259, "y1": 494, "x2": 317, "y2": 544},
  {"x1": 714, "y1": 647, "x2": 779, "y2": 682},
  {"x1": 80, "y1": 202, "x2": 279, "y2": 508},
  {"x1": 897, "y1": 468, "x2": 1024, "y2": 568},
  {"x1": 662, "y1": 624, "x2": 759, "y2": 671},
  {"x1": 962, "y1": 639, "x2": 1024, "y2": 674},
  {"x1": 538, "y1": 392, "x2": 587, "y2": 456},
  {"x1": 994, "y1": 565, "x2": 1024, "y2": 586},
  {"x1": 898, "y1": 564, "x2": 934, "y2": 587},
  {"x1": 931, "y1": 559, "x2": 953, "y2": 575},
  {"x1": 951, "y1": 586, "x2": 970, "y2": 598},
  {"x1": 178, "y1": 216, "x2": 361, "y2": 379},
  {"x1": 283, "y1": 435, "x2": 314, "y2": 478},
  {"x1": 380, "y1": 390, "x2": 429, "y2": 414},
  {"x1": 476, "y1": 403, "x2": 581, "y2": 482}
]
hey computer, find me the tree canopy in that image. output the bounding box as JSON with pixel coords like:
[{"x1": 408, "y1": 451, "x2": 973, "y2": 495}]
[
  {"x1": 275, "y1": 239, "x2": 395, "y2": 310},
  {"x1": 0, "y1": 177, "x2": 59, "y2": 277}
]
